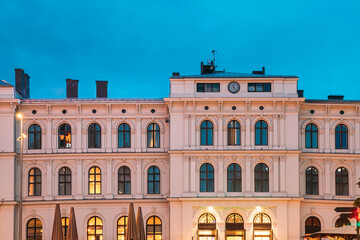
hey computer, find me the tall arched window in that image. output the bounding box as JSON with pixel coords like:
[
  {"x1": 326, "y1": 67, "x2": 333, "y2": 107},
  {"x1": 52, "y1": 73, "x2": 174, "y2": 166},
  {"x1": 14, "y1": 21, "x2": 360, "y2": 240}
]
[
  {"x1": 198, "y1": 213, "x2": 216, "y2": 240},
  {"x1": 58, "y1": 123, "x2": 71, "y2": 149},
  {"x1": 28, "y1": 124, "x2": 41, "y2": 149},
  {"x1": 148, "y1": 166, "x2": 160, "y2": 194},
  {"x1": 88, "y1": 123, "x2": 101, "y2": 148},
  {"x1": 147, "y1": 123, "x2": 160, "y2": 148},
  {"x1": 146, "y1": 216, "x2": 162, "y2": 240},
  {"x1": 89, "y1": 166, "x2": 101, "y2": 195},
  {"x1": 28, "y1": 167, "x2": 41, "y2": 196},
  {"x1": 228, "y1": 120, "x2": 240, "y2": 146},
  {"x1": 255, "y1": 163, "x2": 269, "y2": 192},
  {"x1": 118, "y1": 166, "x2": 131, "y2": 194},
  {"x1": 87, "y1": 216, "x2": 103, "y2": 240},
  {"x1": 226, "y1": 213, "x2": 244, "y2": 239},
  {"x1": 335, "y1": 167, "x2": 349, "y2": 196},
  {"x1": 255, "y1": 120, "x2": 268, "y2": 145},
  {"x1": 59, "y1": 167, "x2": 71, "y2": 195},
  {"x1": 306, "y1": 167, "x2": 318, "y2": 195},
  {"x1": 118, "y1": 123, "x2": 131, "y2": 148},
  {"x1": 117, "y1": 216, "x2": 128, "y2": 240},
  {"x1": 62, "y1": 217, "x2": 69, "y2": 240},
  {"x1": 200, "y1": 163, "x2": 214, "y2": 192},
  {"x1": 227, "y1": 163, "x2": 241, "y2": 192},
  {"x1": 335, "y1": 218, "x2": 350, "y2": 228},
  {"x1": 26, "y1": 218, "x2": 42, "y2": 240},
  {"x1": 335, "y1": 124, "x2": 348, "y2": 149},
  {"x1": 305, "y1": 123, "x2": 318, "y2": 149},
  {"x1": 305, "y1": 216, "x2": 321, "y2": 234},
  {"x1": 200, "y1": 120, "x2": 213, "y2": 146},
  {"x1": 253, "y1": 213, "x2": 272, "y2": 239}
]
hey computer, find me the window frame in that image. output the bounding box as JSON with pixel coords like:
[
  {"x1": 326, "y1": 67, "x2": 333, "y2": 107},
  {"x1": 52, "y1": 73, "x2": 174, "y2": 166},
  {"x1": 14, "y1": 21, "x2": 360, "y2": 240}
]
[
  {"x1": 87, "y1": 216, "x2": 103, "y2": 240},
  {"x1": 118, "y1": 123, "x2": 131, "y2": 148},
  {"x1": 58, "y1": 167, "x2": 72, "y2": 196},
  {"x1": 118, "y1": 166, "x2": 131, "y2": 195},
  {"x1": 117, "y1": 216, "x2": 128, "y2": 240},
  {"x1": 335, "y1": 167, "x2": 349, "y2": 196},
  {"x1": 26, "y1": 218, "x2": 42, "y2": 240},
  {"x1": 88, "y1": 166, "x2": 101, "y2": 195},
  {"x1": 248, "y1": 83, "x2": 271, "y2": 92},
  {"x1": 146, "y1": 216, "x2": 162, "y2": 240},
  {"x1": 255, "y1": 120, "x2": 268, "y2": 146},
  {"x1": 28, "y1": 167, "x2": 41, "y2": 196},
  {"x1": 305, "y1": 216, "x2": 321, "y2": 234},
  {"x1": 227, "y1": 120, "x2": 241, "y2": 146},
  {"x1": 227, "y1": 163, "x2": 242, "y2": 192},
  {"x1": 88, "y1": 123, "x2": 101, "y2": 148},
  {"x1": 335, "y1": 124, "x2": 348, "y2": 149},
  {"x1": 58, "y1": 123, "x2": 72, "y2": 149},
  {"x1": 254, "y1": 163, "x2": 269, "y2": 192},
  {"x1": 62, "y1": 217, "x2": 69, "y2": 240},
  {"x1": 147, "y1": 166, "x2": 160, "y2": 194},
  {"x1": 305, "y1": 167, "x2": 319, "y2": 195},
  {"x1": 28, "y1": 124, "x2": 42, "y2": 149},
  {"x1": 196, "y1": 83, "x2": 220, "y2": 92},
  {"x1": 200, "y1": 163, "x2": 214, "y2": 192},
  {"x1": 147, "y1": 123, "x2": 160, "y2": 148},
  {"x1": 305, "y1": 123, "x2": 318, "y2": 149},
  {"x1": 200, "y1": 120, "x2": 213, "y2": 146}
]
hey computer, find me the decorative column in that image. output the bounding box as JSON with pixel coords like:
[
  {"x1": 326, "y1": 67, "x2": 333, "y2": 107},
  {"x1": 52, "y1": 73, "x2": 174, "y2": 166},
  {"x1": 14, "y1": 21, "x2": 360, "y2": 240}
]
[
  {"x1": 75, "y1": 159, "x2": 83, "y2": 199},
  {"x1": 160, "y1": 129, "x2": 165, "y2": 150},
  {"x1": 217, "y1": 155, "x2": 224, "y2": 196},
  {"x1": 76, "y1": 117, "x2": 82, "y2": 152},
  {"x1": 324, "y1": 118, "x2": 330, "y2": 153},
  {"x1": 319, "y1": 129, "x2": 325, "y2": 151},
  {"x1": 245, "y1": 115, "x2": 251, "y2": 149},
  {"x1": 105, "y1": 159, "x2": 113, "y2": 199},
  {"x1": 250, "y1": 126, "x2": 255, "y2": 149},
  {"x1": 184, "y1": 114, "x2": 189, "y2": 148},
  {"x1": 183, "y1": 155, "x2": 190, "y2": 193},
  {"x1": 191, "y1": 115, "x2": 196, "y2": 149},
  {"x1": 195, "y1": 125, "x2": 200, "y2": 149},
  {"x1": 269, "y1": 125, "x2": 273, "y2": 149},
  {"x1": 273, "y1": 114, "x2": 279, "y2": 148},
  {"x1": 279, "y1": 115, "x2": 285, "y2": 147},
  {"x1": 355, "y1": 119, "x2": 360, "y2": 153},
  {"x1": 190, "y1": 156, "x2": 196, "y2": 193},
  {"x1": 218, "y1": 115, "x2": 223, "y2": 150},
  {"x1": 141, "y1": 129, "x2": 146, "y2": 151},
  {"x1": 45, "y1": 159, "x2": 53, "y2": 200},
  {"x1": 350, "y1": 129, "x2": 355, "y2": 153},
  {"x1": 279, "y1": 155, "x2": 286, "y2": 193},
  {"x1": 330, "y1": 129, "x2": 335, "y2": 153},
  {"x1": 106, "y1": 118, "x2": 112, "y2": 152},
  {"x1": 136, "y1": 118, "x2": 141, "y2": 152},
  {"x1": 135, "y1": 158, "x2": 143, "y2": 198},
  {"x1": 101, "y1": 128, "x2": 106, "y2": 152},
  {"x1": 245, "y1": 155, "x2": 252, "y2": 196},
  {"x1": 273, "y1": 155, "x2": 280, "y2": 194},
  {"x1": 324, "y1": 158, "x2": 331, "y2": 199}
]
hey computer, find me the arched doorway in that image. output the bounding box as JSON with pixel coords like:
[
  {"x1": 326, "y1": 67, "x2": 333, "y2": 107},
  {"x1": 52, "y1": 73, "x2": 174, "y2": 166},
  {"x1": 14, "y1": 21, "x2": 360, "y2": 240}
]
[
  {"x1": 226, "y1": 213, "x2": 245, "y2": 240},
  {"x1": 198, "y1": 213, "x2": 217, "y2": 240},
  {"x1": 253, "y1": 213, "x2": 272, "y2": 240}
]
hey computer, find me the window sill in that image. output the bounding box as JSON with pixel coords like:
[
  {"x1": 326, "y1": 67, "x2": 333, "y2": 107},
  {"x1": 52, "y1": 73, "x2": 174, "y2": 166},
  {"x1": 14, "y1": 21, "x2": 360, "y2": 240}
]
[
  {"x1": 114, "y1": 194, "x2": 133, "y2": 199},
  {"x1": 24, "y1": 196, "x2": 44, "y2": 201},
  {"x1": 84, "y1": 195, "x2": 105, "y2": 199},
  {"x1": 143, "y1": 194, "x2": 165, "y2": 199}
]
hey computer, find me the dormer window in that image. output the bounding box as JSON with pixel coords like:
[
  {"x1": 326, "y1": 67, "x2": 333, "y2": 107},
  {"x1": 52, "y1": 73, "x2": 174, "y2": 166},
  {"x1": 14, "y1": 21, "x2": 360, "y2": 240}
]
[
  {"x1": 197, "y1": 83, "x2": 220, "y2": 92},
  {"x1": 248, "y1": 83, "x2": 271, "y2": 92}
]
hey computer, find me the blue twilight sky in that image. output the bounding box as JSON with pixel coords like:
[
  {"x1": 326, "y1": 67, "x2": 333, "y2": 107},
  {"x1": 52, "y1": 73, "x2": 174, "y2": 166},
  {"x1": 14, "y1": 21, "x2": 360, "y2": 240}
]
[{"x1": 0, "y1": 0, "x2": 359, "y2": 100}]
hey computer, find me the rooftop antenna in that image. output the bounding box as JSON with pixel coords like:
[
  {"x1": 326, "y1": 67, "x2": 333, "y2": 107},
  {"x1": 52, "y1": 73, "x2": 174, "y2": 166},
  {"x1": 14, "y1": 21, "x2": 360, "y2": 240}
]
[{"x1": 211, "y1": 50, "x2": 217, "y2": 67}]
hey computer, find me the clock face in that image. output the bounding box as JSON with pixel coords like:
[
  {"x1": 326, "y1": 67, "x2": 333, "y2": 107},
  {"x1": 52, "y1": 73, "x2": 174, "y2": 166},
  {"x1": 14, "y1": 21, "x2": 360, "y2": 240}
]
[{"x1": 228, "y1": 81, "x2": 240, "y2": 94}]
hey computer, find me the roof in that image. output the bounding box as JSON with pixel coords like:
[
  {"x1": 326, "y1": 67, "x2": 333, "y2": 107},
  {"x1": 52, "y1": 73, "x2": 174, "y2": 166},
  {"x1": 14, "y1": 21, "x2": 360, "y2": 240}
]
[
  {"x1": 302, "y1": 225, "x2": 356, "y2": 239},
  {"x1": 21, "y1": 98, "x2": 164, "y2": 103},
  {"x1": 170, "y1": 72, "x2": 298, "y2": 79},
  {"x1": 305, "y1": 99, "x2": 360, "y2": 104},
  {"x1": 0, "y1": 80, "x2": 12, "y2": 87}
]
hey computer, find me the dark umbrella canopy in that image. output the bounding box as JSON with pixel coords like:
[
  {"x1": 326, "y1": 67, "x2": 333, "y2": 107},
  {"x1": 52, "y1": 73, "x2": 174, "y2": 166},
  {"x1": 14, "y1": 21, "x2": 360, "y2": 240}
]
[
  {"x1": 136, "y1": 207, "x2": 146, "y2": 240},
  {"x1": 51, "y1": 204, "x2": 63, "y2": 240},
  {"x1": 67, "y1": 207, "x2": 79, "y2": 240},
  {"x1": 126, "y1": 202, "x2": 138, "y2": 240}
]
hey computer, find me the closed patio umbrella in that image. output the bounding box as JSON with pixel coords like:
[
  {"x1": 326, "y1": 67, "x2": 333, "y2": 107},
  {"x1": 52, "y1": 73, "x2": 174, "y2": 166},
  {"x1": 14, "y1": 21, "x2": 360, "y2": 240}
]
[
  {"x1": 51, "y1": 204, "x2": 63, "y2": 240},
  {"x1": 67, "y1": 207, "x2": 79, "y2": 240},
  {"x1": 136, "y1": 207, "x2": 146, "y2": 240},
  {"x1": 126, "y1": 202, "x2": 138, "y2": 240}
]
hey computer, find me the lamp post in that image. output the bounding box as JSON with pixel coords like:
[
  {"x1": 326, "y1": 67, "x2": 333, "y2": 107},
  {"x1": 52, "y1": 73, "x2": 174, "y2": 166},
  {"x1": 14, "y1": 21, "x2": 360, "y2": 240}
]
[{"x1": 17, "y1": 113, "x2": 25, "y2": 240}]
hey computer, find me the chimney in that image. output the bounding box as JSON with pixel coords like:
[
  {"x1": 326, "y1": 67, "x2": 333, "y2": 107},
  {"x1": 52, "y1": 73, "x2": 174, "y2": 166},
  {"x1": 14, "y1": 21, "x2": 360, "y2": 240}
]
[
  {"x1": 15, "y1": 68, "x2": 30, "y2": 99},
  {"x1": 252, "y1": 67, "x2": 265, "y2": 75},
  {"x1": 328, "y1": 95, "x2": 344, "y2": 100},
  {"x1": 96, "y1": 80, "x2": 108, "y2": 98},
  {"x1": 297, "y1": 90, "x2": 304, "y2": 97},
  {"x1": 66, "y1": 79, "x2": 79, "y2": 98}
]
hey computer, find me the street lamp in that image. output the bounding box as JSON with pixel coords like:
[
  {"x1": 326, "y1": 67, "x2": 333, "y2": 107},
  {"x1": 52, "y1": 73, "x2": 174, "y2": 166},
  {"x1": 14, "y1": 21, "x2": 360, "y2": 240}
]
[{"x1": 17, "y1": 113, "x2": 26, "y2": 240}]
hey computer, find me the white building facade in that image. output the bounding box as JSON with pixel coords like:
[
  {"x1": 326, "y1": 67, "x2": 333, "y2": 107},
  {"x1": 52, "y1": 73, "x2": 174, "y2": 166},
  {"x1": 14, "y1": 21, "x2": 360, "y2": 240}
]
[{"x1": 0, "y1": 65, "x2": 359, "y2": 240}]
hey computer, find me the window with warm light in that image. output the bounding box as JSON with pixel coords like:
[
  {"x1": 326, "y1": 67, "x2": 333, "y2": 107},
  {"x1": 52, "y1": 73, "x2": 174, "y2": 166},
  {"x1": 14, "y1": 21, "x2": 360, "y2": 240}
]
[
  {"x1": 226, "y1": 213, "x2": 245, "y2": 240},
  {"x1": 335, "y1": 217, "x2": 350, "y2": 228},
  {"x1": 228, "y1": 120, "x2": 240, "y2": 146},
  {"x1": 118, "y1": 166, "x2": 131, "y2": 194},
  {"x1": 87, "y1": 216, "x2": 103, "y2": 240},
  {"x1": 26, "y1": 218, "x2": 42, "y2": 240},
  {"x1": 58, "y1": 123, "x2": 72, "y2": 149},
  {"x1": 146, "y1": 216, "x2": 162, "y2": 240},
  {"x1": 62, "y1": 217, "x2": 69, "y2": 240},
  {"x1": 147, "y1": 123, "x2": 160, "y2": 148},
  {"x1": 89, "y1": 166, "x2": 101, "y2": 195},
  {"x1": 198, "y1": 213, "x2": 216, "y2": 240},
  {"x1": 59, "y1": 167, "x2": 71, "y2": 195},
  {"x1": 305, "y1": 216, "x2": 321, "y2": 234},
  {"x1": 117, "y1": 216, "x2": 128, "y2": 240},
  {"x1": 28, "y1": 124, "x2": 41, "y2": 149},
  {"x1": 253, "y1": 213, "x2": 272, "y2": 240},
  {"x1": 28, "y1": 167, "x2": 41, "y2": 196}
]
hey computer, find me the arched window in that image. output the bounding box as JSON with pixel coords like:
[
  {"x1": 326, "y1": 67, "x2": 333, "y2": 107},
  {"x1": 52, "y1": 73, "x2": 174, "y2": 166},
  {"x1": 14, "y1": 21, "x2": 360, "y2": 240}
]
[
  {"x1": 335, "y1": 124, "x2": 348, "y2": 149},
  {"x1": 148, "y1": 166, "x2": 160, "y2": 194},
  {"x1": 228, "y1": 120, "x2": 240, "y2": 146},
  {"x1": 147, "y1": 123, "x2": 160, "y2": 148},
  {"x1": 335, "y1": 167, "x2": 349, "y2": 196},
  {"x1": 198, "y1": 213, "x2": 216, "y2": 240},
  {"x1": 255, "y1": 120, "x2": 268, "y2": 145},
  {"x1": 28, "y1": 124, "x2": 41, "y2": 149},
  {"x1": 335, "y1": 218, "x2": 350, "y2": 228},
  {"x1": 227, "y1": 163, "x2": 241, "y2": 192},
  {"x1": 89, "y1": 166, "x2": 101, "y2": 195},
  {"x1": 26, "y1": 218, "x2": 42, "y2": 240},
  {"x1": 118, "y1": 166, "x2": 131, "y2": 194},
  {"x1": 226, "y1": 213, "x2": 244, "y2": 239},
  {"x1": 87, "y1": 216, "x2": 103, "y2": 240},
  {"x1": 59, "y1": 167, "x2": 71, "y2": 195},
  {"x1": 117, "y1": 216, "x2": 128, "y2": 240},
  {"x1": 305, "y1": 216, "x2": 321, "y2": 234},
  {"x1": 28, "y1": 168, "x2": 41, "y2": 196},
  {"x1": 146, "y1": 216, "x2": 162, "y2": 240},
  {"x1": 200, "y1": 120, "x2": 213, "y2": 146},
  {"x1": 88, "y1": 123, "x2": 101, "y2": 148},
  {"x1": 62, "y1": 217, "x2": 69, "y2": 240},
  {"x1": 306, "y1": 167, "x2": 318, "y2": 195},
  {"x1": 200, "y1": 163, "x2": 214, "y2": 192},
  {"x1": 58, "y1": 123, "x2": 71, "y2": 149},
  {"x1": 118, "y1": 123, "x2": 131, "y2": 148},
  {"x1": 255, "y1": 163, "x2": 269, "y2": 192},
  {"x1": 305, "y1": 123, "x2": 318, "y2": 149},
  {"x1": 253, "y1": 213, "x2": 272, "y2": 239}
]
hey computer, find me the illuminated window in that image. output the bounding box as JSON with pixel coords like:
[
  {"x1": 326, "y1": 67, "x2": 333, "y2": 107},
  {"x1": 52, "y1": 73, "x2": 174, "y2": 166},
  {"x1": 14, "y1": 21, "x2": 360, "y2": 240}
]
[
  {"x1": 253, "y1": 213, "x2": 272, "y2": 240},
  {"x1": 255, "y1": 120, "x2": 268, "y2": 146},
  {"x1": 200, "y1": 163, "x2": 214, "y2": 192},
  {"x1": 305, "y1": 216, "x2": 321, "y2": 234},
  {"x1": 87, "y1": 216, "x2": 103, "y2": 240},
  {"x1": 335, "y1": 167, "x2": 348, "y2": 196},
  {"x1": 26, "y1": 218, "x2": 42, "y2": 240},
  {"x1": 200, "y1": 120, "x2": 213, "y2": 146},
  {"x1": 255, "y1": 163, "x2": 269, "y2": 192},
  {"x1": 306, "y1": 167, "x2": 318, "y2": 195},
  {"x1": 147, "y1": 123, "x2": 160, "y2": 148},
  {"x1": 59, "y1": 167, "x2": 71, "y2": 195},
  {"x1": 148, "y1": 166, "x2": 160, "y2": 194},
  {"x1": 117, "y1": 216, "x2": 128, "y2": 240},
  {"x1": 228, "y1": 120, "x2": 241, "y2": 146},
  {"x1": 118, "y1": 166, "x2": 131, "y2": 194},
  {"x1": 88, "y1": 123, "x2": 101, "y2": 148},
  {"x1": 227, "y1": 163, "x2": 241, "y2": 192},
  {"x1": 28, "y1": 168, "x2": 41, "y2": 196},
  {"x1": 226, "y1": 213, "x2": 244, "y2": 240},
  {"x1": 305, "y1": 123, "x2": 318, "y2": 148},
  {"x1": 28, "y1": 124, "x2": 41, "y2": 149},
  {"x1": 58, "y1": 123, "x2": 71, "y2": 149},
  {"x1": 335, "y1": 124, "x2": 348, "y2": 149},
  {"x1": 118, "y1": 123, "x2": 131, "y2": 148},
  {"x1": 335, "y1": 218, "x2": 350, "y2": 228},
  {"x1": 198, "y1": 213, "x2": 216, "y2": 240},
  {"x1": 62, "y1": 217, "x2": 69, "y2": 240},
  {"x1": 146, "y1": 216, "x2": 162, "y2": 240},
  {"x1": 89, "y1": 166, "x2": 101, "y2": 195}
]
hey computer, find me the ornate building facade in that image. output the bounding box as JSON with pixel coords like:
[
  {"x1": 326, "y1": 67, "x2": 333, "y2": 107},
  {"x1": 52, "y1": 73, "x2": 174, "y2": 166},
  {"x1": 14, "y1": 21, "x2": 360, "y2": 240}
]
[{"x1": 0, "y1": 64, "x2": 359, "y2": 239}]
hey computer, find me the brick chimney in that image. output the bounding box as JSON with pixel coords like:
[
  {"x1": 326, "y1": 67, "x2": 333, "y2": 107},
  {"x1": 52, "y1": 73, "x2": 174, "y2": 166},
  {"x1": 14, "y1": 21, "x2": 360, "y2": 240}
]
[
  {"x1": 15, "y1": 68, "x2": 30, "y2": 99},
  {"x1": 96, "y1": 80, "x2": 108, "y2": 98},
  {"x1": 66, "y1": 79, "x2": 79, "y2": 98}
]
